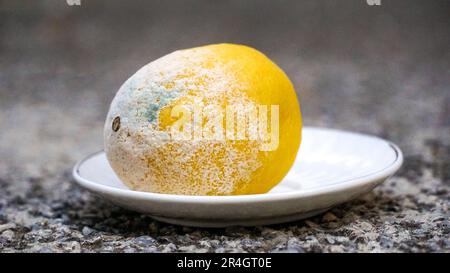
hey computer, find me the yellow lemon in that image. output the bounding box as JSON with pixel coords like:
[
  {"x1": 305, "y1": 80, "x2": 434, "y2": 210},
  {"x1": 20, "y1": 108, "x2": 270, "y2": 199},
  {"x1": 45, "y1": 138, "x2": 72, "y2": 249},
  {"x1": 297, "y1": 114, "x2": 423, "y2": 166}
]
[{"x1": 104, "y1": 43, "x2": 302, "y2": 195}]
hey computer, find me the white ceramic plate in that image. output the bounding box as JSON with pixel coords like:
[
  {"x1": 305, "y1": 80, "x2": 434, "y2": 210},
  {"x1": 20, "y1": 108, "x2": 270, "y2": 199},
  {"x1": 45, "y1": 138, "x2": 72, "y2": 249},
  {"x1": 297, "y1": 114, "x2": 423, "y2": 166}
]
[{"x1": 73, "y1": 127, "x2": 403, "y2": 227}]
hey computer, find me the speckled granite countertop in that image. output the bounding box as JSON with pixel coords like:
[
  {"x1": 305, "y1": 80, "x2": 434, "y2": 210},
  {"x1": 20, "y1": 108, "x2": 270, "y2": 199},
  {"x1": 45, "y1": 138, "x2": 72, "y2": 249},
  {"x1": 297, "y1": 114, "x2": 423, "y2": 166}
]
[{"x1": 0, "y1": 1, "x2": 448, "y2": 252}]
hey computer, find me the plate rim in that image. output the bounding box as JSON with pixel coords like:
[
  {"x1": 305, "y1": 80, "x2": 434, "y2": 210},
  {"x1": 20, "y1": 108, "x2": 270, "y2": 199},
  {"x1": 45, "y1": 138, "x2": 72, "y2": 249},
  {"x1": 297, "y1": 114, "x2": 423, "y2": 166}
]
[{"x1": 72, "y1": 127, "x2": 403, "y2": 204}]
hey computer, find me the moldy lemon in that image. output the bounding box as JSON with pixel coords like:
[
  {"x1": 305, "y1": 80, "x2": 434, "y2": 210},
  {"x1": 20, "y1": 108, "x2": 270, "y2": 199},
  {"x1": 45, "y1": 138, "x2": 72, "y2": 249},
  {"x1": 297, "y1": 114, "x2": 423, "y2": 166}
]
[{"x1": 104, "y1": 43, "x2": 302, "y2": 195}]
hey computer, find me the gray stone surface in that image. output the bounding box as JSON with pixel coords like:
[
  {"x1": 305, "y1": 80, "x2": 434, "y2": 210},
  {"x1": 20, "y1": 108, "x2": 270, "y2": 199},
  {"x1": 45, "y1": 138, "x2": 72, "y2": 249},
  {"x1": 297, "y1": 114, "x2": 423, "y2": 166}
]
[{"x1": 0, "y1": 0, "x2": 448, "y2": 252}]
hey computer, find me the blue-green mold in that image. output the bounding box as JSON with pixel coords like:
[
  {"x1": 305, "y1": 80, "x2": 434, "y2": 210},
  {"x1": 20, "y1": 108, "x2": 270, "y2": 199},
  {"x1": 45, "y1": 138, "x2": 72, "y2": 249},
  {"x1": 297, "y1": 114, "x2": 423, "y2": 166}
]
[{"x1": 145, "y1": 87, "x2": 181, "y2": 124}]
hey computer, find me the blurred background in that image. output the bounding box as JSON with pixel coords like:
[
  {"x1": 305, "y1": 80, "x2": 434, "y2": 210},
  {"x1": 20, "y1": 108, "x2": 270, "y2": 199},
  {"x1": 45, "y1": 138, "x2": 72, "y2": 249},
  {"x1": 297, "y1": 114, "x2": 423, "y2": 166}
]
[{"x1": 0, "y1": 0, "x2": 448, "y2": 252}]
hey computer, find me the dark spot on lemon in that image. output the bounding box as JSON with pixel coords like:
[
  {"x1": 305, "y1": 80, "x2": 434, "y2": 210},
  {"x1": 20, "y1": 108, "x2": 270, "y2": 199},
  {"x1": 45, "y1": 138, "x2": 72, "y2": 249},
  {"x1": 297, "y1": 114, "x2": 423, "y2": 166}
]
[{"x1": 112, "y1": 116, "x2": 121, "y2": 132}]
